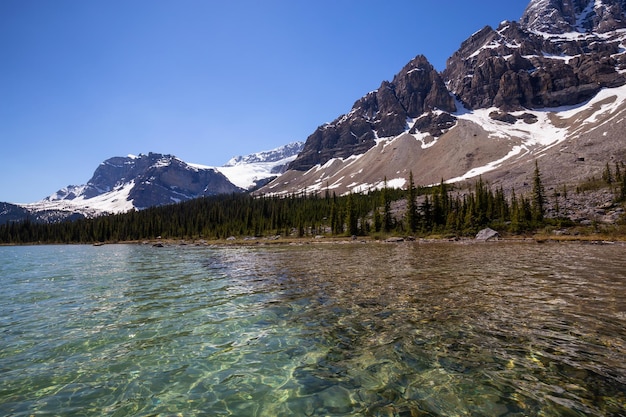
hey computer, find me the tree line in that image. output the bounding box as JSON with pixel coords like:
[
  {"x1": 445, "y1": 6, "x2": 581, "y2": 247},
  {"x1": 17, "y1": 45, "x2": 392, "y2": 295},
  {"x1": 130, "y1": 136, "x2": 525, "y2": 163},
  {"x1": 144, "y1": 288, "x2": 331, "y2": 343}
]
[{"x1": 1, "y1": 162, "x2": 621, "y2": 245}]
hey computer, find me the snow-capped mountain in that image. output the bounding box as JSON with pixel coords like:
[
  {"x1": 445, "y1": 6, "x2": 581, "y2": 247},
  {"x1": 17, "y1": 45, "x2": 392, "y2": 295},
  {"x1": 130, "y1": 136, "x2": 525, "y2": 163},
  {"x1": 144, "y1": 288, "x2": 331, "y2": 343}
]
[
  {"x1": 2, "y1": 143, "x2": 303, "y2": 223},
  {"x1": 21, "y1": 153, "x2": 241, "y2": 219},
  {"x1": 260, "y1": 0, "x2": 626, "y2": 197}
]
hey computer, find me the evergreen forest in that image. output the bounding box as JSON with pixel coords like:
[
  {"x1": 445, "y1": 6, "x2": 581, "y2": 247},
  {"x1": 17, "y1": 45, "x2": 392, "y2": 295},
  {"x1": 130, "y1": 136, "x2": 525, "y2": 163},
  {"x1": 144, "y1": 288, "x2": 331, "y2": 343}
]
[{"x1": 2, "y1": 163, "x2": 625, "y2": 245}]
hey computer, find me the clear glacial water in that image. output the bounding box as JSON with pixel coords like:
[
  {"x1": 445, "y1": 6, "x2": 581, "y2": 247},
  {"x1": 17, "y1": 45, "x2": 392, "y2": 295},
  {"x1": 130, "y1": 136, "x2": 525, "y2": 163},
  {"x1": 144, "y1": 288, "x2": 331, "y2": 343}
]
[{"x1": 0, "y1": 242, "x2": 624, "y2": 416}]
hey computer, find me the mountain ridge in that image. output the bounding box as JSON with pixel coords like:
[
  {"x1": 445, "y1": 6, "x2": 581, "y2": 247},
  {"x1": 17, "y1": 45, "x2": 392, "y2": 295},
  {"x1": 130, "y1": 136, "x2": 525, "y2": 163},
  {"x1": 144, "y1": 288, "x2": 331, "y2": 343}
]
[
  {"x1": 1, "y1": 142, "x2": 303, "y2": 224},
  {"x1": 262, "y1": 0, "x2": 626, "y2": 199},
  {"x1": 262, "y1": 84, "x2": 626, "y2": 196},
  {"x1": 4, "y1": 0, "x2": 626, "y2": 226}
]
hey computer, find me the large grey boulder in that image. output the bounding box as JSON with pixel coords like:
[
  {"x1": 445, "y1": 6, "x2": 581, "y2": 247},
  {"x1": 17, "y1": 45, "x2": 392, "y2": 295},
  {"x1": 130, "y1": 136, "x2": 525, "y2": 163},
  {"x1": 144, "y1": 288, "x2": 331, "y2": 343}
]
[{"x1": 476, "y1": 228, "x2": 500, "y2": 241}]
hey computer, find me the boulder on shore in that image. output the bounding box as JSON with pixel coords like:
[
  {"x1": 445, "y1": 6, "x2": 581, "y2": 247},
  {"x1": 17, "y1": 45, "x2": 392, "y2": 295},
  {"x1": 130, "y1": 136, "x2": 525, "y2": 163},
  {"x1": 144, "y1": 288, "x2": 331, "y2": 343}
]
[{"x1": 476, "y1": 228, "x2": 500, "y2": 241}]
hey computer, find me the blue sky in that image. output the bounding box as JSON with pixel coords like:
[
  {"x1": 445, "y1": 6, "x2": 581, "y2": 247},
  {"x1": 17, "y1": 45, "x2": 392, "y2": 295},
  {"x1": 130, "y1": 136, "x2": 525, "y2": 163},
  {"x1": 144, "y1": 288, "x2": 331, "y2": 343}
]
[{"x1": 0, "y1": 0, "x2": 529, "y2": 203}]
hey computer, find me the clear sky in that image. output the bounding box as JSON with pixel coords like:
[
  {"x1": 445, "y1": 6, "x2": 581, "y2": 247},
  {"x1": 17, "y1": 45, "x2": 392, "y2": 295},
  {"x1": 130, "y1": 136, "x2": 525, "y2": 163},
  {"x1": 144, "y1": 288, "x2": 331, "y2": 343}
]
[{"x1": 0, "y1": 0, "x2": 530, "y2": 203}]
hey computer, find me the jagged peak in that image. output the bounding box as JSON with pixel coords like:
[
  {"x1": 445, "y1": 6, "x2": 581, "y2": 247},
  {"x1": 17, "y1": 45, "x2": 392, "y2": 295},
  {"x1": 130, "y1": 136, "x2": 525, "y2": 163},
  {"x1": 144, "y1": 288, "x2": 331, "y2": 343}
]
[
  {"x1": 520, "y1": 0, "x2": 626, "y2": 34},
  {"x1": 400, "y1": 54, "x2": 434, "y2": 71}
]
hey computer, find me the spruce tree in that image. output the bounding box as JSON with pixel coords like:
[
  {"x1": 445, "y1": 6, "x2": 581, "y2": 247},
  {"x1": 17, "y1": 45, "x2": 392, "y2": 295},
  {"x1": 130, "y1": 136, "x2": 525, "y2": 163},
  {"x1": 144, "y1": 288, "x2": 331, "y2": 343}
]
[
  {"x1": 531, "y1": 161, "x2": 545, "y2": 224},
  {"x1": 615, "y1": 161, "x2": 622, "y2": 182},
  {"x1": 603, "y1": 162, "x2": 614, "y2": 184},
  {"x1": 382, "y1": 177, "x2": 393, "y2": 233},
  {"x1": 405, "y1": 171, "x2": 418, "y2": 233},
  {"x1": 510, "y1": 189, "x2": 520, "y2": 234},
  {"x1": 345, "y1": 193, "x2": 358, "y2": 236}
]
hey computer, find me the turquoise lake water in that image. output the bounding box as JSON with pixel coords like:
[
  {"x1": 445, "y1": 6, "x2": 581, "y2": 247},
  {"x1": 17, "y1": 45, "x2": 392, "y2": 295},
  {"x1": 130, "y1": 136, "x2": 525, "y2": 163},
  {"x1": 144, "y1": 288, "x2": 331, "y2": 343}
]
[{"x1": 0, "y1": 242, "x2": 624, "y2": 416}]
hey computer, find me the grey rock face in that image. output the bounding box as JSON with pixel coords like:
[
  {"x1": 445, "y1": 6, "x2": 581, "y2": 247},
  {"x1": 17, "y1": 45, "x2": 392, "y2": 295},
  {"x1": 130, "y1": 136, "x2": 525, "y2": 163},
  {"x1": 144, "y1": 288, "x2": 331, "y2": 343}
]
[
  {"x1": 443, "y1": 19, "x2": 626, "y2": 111},
  {"x1": 520, "y1": 0, "x2": 626, "y2": 34},
  {"x1": 289, "y1": 56, "x2": 456, "y2": 171},
  {"x1": 126, "y1": 155, "x2": 242, "y2": 209}
]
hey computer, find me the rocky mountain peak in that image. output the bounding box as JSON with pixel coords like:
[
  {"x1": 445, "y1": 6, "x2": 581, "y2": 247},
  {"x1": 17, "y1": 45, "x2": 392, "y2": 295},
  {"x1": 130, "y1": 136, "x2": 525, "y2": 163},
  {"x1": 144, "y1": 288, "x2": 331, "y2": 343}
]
[
  {"x1": 43, "y1": 152, "x2": 242, "y2": 211},
  {"x1": 290, "y1": 0, "x2": 625, "y2": 172},
  {"x1": 444, "y1": 3, "x2": 626, "y2": 111},
  {"x1": 392, "y1": 55, "x2": 457, "y2": 117},
  {"x1": 520, "y1": 0, "x2": 626, "y2": 33},
  {"x1": 288, "y1": 54, "x2": 456, "y2": 171}
]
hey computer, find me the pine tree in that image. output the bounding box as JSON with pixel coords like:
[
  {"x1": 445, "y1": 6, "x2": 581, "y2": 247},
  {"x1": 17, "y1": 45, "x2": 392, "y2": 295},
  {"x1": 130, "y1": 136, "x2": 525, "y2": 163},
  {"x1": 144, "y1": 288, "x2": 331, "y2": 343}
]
[
  {"x1": 495, "y1": 186, "x2": 508, "y2": 222},
  {"x1": 531, "y1": 161, "x2": 545, "y2": 224},
  {"x1": 421, "y1": 195, "x2": 433, "y2": 232},
  {"x1": 474, "y1": 177, "x2": 489, "y2": 225},
  {"x1": 345, "y1": 193, "x2": 358, "y2": 236},
  {"x1": 602, "y1": 162, "x2": 614, "y2": 184},
  {"x1": 382, "y1": 177, "x2": 393, "y2": 233},
  {"x1": 464, "y1": 192, "x2": 480, "y2": 234},
  {"x1": 330, "y1": 199, "x2": 338, "y2": 235},
  {"x1": 405, "y1": 171, "x2": 418, "y2": 233},
  {"x1": 553, "y1": 188, "x2": 560, "y2": 218},
  {"x1": 373, "y1": 207, "x2": 382, "y2": 233},
  {"x1": 510, "y1": 189, "x2": 520, "y2": 234},
  {"x1": 615, "y1": 161, "x2": 622, "y2": 182}
]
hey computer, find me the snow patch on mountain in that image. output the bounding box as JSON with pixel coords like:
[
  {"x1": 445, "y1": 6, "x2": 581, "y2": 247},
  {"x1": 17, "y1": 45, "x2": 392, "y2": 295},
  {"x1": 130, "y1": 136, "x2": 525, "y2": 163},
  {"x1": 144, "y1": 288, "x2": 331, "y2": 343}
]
[
  {"x1": 448, "y1": 83, "x2": 626, "y2": 182},
  {"x1": 262, "y1": 83, "x2": 626, "y2": 196},
  {"x1": 215, "y1": 142, "x2": 304, "y2": 190},
  {"x1": 224, "y1": 142, "x2": 303, "y2": 166},
  {"x1": 24, "y1": 181, "x2": 136, "y2": 218}
]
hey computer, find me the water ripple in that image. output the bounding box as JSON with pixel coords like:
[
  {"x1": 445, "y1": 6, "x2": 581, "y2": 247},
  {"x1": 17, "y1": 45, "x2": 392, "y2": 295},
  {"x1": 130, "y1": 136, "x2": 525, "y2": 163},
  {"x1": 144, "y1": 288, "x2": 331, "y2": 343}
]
[{"x1": 0, "y1": 242, "x2": 624, "y2": 416}]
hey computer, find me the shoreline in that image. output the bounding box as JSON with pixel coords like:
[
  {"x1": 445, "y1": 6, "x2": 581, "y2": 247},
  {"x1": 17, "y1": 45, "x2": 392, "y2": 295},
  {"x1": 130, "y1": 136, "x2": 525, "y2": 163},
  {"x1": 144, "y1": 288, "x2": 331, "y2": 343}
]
[
  {"x1": 3, "y1": 232, "x2": 626, "y2": 247},
  {"x1": 105, "y1": 233, "x2": 626, "y2": 247}
]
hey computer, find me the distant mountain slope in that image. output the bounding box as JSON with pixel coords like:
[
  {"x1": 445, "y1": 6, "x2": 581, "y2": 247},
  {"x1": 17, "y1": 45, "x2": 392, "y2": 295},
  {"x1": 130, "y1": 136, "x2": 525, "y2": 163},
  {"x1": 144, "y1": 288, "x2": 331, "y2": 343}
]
[
  {"x1": 20, "y1": 153, "x2": 241, "y2": 219},
  {"x1": 262, "y1": 0, "x2": 626, "y2": 197},
  {"x1": 1, "y1": 142, "x2": 303, "y2": 224},
  {"x1": 0, "y1": 203, "x2": 33, "y2": 224}
]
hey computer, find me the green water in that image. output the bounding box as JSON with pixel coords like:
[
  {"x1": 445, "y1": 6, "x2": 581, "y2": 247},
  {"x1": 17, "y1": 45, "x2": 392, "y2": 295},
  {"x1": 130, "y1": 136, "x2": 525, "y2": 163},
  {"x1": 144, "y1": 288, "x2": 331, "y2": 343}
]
[{"x1": 0, "y1": 242, "x2": 624, "y2": 416}]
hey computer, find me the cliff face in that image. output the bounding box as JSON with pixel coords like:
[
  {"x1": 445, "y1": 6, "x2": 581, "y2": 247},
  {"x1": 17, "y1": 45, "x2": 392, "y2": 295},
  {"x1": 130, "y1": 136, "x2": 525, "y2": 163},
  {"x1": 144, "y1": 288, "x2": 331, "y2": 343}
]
[
  {"x1": 520, "y1": 0, "x2": 626, "y2": 34},
  {"x1": 441, "y1": 0, "x2": 626, "y2": 111},
  {"x1": 444, "y1": 20, "x2": 626, "y2": 111},
  {"x1": 289, "y1": 56, "x2": 456, "y2": 171},
  {"x1": 287, "y1": 0, "x2": 626, "y2": 173}
]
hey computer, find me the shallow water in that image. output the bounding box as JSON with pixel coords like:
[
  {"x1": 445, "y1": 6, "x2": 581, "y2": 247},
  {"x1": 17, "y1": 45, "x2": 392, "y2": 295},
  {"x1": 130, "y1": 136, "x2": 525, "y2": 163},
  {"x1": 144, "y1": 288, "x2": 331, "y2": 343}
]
[{"x1": 0, "y1": 242, "x2": 624, "y2": 416}]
